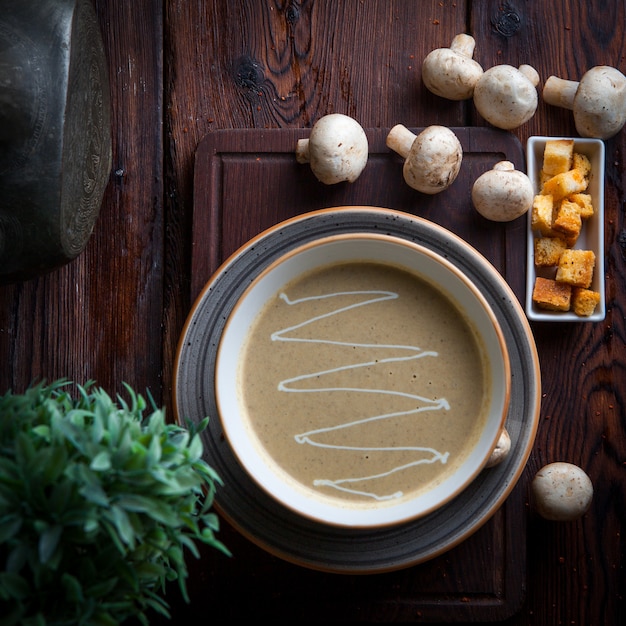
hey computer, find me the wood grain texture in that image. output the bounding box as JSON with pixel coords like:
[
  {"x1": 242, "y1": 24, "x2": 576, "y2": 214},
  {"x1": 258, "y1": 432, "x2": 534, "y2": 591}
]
[
  {"x1": 0, "y1": 0, "x2": 164, "y2": 396},
  {"x1": 1, "y1": 0, "x2": 626, "y2": 624},
  {"x1": 161, "y1": 0, "x2": 470, "y2": 409},
  {"x1": 190, "y1": 127, "x2": 527, "y2": 298},
  {"x1": 472, "y1": 2, "x2": 626, "y2": 625}
]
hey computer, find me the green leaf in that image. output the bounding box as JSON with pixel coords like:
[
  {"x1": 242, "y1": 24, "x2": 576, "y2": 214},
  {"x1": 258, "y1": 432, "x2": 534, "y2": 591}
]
[
  {"x1": 85, "y1": 576, "x2": 118, "y2": 599},
  {"x1": 74, "y1": 465, "x2": 109, "y2": 507},
  {"x1": 103, "y1": 408, "x2": 121, "y2": 444},
  {"x1": 38, "y1": 524, "x2": 63, "y2": 564},
  {"x1": 0, "y1": 516, "x2": 22, "y2": 543},
  {"x1": 187, "y1": 432, "x2": 203, "y2": 461},
  {"x1": 178, "y1": 534, "x2": 200, "y2": 559},
  {"x1": 37, "y1": 445, "x2": 68, "y2": 483},
  {"x1": 111, "y1": 426, "x2": 133, "y2": 466},
  {"x1": 61, "y1": 572, "x2": 84, "y2": 603},
  {"x1": 14, "y1": 432, "x2": 36, "y2": 467},
  {"x1": 166, "y1": 429, "x2": 189, "y2": 451},
  {"x1": 146, "y1": 409, "x2": 165, "y2": 435},
  {"x1": 0, "y1": 457, "x2": 20, "y2": 481},
  {"x1": 6, "y1": 542, "x2": 29, "y2": 574},
  {"x1": 146, "y1": 434, "x2": 162, "y2": 466},
  {"x1": 133, "y1": 560, "x2": 166, "y2": 582},
  {"x1": 50, "y1": 414, "x2": 83, "y2": 453},
  {"x1": 90, "y1": 451, "x2": 111, "y2": 471},
  {"x1": 82, "y1": 516, "x2": 99, "y2": 535},
  {"x1": 108, "y1": 505, "x2": 136, "y2": 549},
  {"x1": 201, "y1": 511, "x2": 222, "y2": 532},
  {"x1": 141, "y1": 592, "x2": 171, "y2": 618},
  {"x1": 0, "y1": 572, "x2": 30, "y2": 600},
  {"x1": 49, "y1": 480, "x2": 73, "y2": 515},
  {"x1": 114, "y1": 494, "x2": 178, "y2": 526},
  {"x1": 102, "y1": 519, "x2": 126, "y2": 555},
  {"x1": 31, "y1": 425, "x2": 50, "y2": 441},
  {"x1": 124, "y1": 442, "x2": 148, "y2": 471}
]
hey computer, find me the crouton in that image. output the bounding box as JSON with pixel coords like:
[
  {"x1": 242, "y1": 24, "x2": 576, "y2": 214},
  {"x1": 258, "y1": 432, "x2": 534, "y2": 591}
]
[
  {"x1": 569, "y1": 193, "x2": 594, "y2": 219},
  {"x1": 532, "y1": 277, "x2": 572, "y2": 311},
  {"x1": 534, "y1": 237, "x2": 568, "y2": 266},
  {"x1": 572, "y1": 287, "x2": 601, "y2": 317},
  {"x1": 542, "y1": 139, "x2": 574, "y2": 175},
  {"x1": 531, "y1": 194, "x2": 557, "y2": 236},
  {"x1": 555, "y1": 249, "x2": 595, "y2": 288},
  {"x1": 542, "y1": 168, "x2": 588, "y2": 201},
  {"x1": 573, "y1": 152, "x2": 591, "y2": 178},
  {"x1": 553, "y1": 199, "x2": 582, "y2": 245}
]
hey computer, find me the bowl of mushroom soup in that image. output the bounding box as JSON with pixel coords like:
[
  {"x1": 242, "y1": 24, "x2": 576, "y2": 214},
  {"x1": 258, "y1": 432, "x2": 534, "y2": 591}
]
[{"x1": 214, "y1": 232, "x2": 511, "y2": 528}]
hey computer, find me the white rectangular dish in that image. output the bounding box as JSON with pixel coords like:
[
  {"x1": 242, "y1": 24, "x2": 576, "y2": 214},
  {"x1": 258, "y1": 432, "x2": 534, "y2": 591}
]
[{"x1": 525, "y1": 136, "x2": 605, "y2": 322}]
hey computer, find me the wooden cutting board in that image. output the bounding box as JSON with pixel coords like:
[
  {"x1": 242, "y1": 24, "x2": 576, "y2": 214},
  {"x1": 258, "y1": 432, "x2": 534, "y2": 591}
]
[
  {"x1": 191, "y1": 127, "x2": 526, "y2": 301},
  {"x1": 189, "y1": 127, "x2": 529, "y2": 622}
]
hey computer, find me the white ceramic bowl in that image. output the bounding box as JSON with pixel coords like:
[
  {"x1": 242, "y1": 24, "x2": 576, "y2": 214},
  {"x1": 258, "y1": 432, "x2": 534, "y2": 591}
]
[
  {"x1": 215, "y1": 233, "x2": 511, "y2": 528},
  {"x1": 526, "y1": 136, "x2": 605, "y2": 322}
]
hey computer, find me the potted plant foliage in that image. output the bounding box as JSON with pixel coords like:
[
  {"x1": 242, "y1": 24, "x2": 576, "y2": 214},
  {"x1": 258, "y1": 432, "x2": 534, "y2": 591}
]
[{"x1": 0, "y1": 380, "x2": 229, "y2": 625}]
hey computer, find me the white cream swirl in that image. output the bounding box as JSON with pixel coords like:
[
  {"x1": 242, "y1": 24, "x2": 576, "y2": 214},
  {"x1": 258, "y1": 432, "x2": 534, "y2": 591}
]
[{"x1": 272, "y1": 289, "x2": 451, "y2": 501}]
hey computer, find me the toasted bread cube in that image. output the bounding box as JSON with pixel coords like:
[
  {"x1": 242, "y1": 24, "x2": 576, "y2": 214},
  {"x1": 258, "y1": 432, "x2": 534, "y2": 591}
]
[
  {"x1": 572, "y1": 287, "x2": 601, "y2": 317},
  {"x1": 556, "y1": 249, "x2": 595, "y2": 288},
  {"x1": 553, "y1": 199, "x2": 582, "y2": 244},
  {"x1": 543, "y1": 139, "x2": 574, "y2": 175},
  {"x1": 573, "y1": 152, "x2": 592, "y2": 178},
  {"x1": 534, "y1": 237, "x2": 568, "y2": 266},
  {"x1": 542, "y1": 169, "x2": 588, "y2": 201},
  {"x1": 531, "y1": 194, "x2": 557, "y2": 236},
  {"x1": 569, "y1": 193, "x2": 594, "y2": 219},
  {"x1": 532, "y1": 277, "x2": 572, "y2": 311}
]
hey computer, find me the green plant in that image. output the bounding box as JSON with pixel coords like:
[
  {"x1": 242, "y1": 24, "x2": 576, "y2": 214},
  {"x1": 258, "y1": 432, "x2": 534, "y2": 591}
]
[{"x1": 0, "y1": 380, "x2": 229, "y2": 626}]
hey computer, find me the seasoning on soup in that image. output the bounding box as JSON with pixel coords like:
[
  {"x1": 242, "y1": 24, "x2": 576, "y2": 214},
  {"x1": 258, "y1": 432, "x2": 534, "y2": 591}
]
[{"x1": 238, "y1": 261, "x2": 490, "y2": 506}]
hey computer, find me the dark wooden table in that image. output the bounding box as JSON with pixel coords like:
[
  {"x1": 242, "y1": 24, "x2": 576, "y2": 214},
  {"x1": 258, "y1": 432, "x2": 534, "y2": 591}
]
[{"x1": 2, "y1": 1, "x2": 625, "y2": 624}]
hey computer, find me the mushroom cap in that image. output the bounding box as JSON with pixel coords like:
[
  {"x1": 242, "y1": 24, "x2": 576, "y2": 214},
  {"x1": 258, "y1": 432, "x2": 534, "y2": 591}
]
[
  {"x1": 471, "y1": 160, "x2": 534, "y2": 221},
  {"x1": 473, "y1": 64, "x2": 539, "y2": 129},
  {"x1": 403, "y1": 125, "x2": 463, "y2": 194},
  {"x1": 422, "y1": 34, "x2": 484, "y2": 100},
  {"x1": 298, "y1": 113, "x2": 368, "y2": 184},
  {"x1": 531, "y1": 462, "x2": 593, "y2": 521},
  {"x1": 573, "y1": 66, "x2": 626, "y2": 139}
]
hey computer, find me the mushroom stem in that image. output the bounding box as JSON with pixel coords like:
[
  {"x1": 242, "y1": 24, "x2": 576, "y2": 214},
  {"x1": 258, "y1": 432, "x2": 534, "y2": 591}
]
[
  {"x1": 449, "y1": 33, "x2": 476, "y2": 58},
  {"x1": 493, "y1": 160, "x2": 515, "y2": 172},
  {"x1": 542, "y1": 76, "x2": 579, "y2": 110},
  {"x1": 386, "y1": 124, "x2": 416, "y2": 158},
  {"x1": 295, "y1": 138, "x2": 310, "y2": 163},
  {"x1": 519, "y1": 64, "x2": 540, "y2": 88}
]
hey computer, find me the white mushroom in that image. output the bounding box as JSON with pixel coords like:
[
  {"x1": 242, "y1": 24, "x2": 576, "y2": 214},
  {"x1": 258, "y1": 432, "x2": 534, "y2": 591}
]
[
  {"x1": 471, "y1": 160, "x2": 534, "y2": 221},
  {"x1": 542, "y1": 65, "x2": 626, "y2": 139},
  {"x1": 421, "y1": 33, "x2": 484, "y2": 100},
  {"x1": 485, "y1": 428, "x2": 511, "y2": 468},
  {"x1": 473, "y1": 64, "x2": 540, "y2": 129},
  {"x1": 296, "y1": 114, "x2": 368, "y2": 184},
  {"x1": 531, "y1": 462, "x2": 593, "y2": 521},
  {"x1": 386, "y1": 124, "x2": 463, "y2": 194}
]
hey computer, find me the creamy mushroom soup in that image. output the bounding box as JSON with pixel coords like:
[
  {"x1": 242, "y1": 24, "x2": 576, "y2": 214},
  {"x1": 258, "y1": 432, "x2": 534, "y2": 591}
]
[{"x1": 238, "y1": 261, "x2": 490, "y2": 507}]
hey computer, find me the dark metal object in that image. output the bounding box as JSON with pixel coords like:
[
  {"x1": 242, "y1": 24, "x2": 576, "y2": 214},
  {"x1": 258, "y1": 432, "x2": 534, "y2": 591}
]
[{"x1": 0, "y1": 0, "x2": 112, "y2": 282}]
